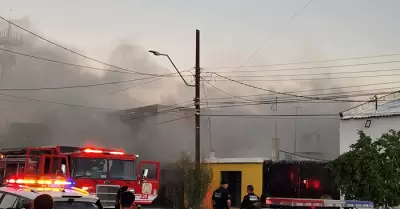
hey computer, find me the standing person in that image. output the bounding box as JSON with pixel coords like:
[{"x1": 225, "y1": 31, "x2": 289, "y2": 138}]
[
  {"x1": 33, "y1": 194, "x2": 54, "y2": 209},
  {"x1": 212, "y1": 180, "x2": 231, "y2": 209},
  {"x1": 120, "y1": 191, "x2": 135, "y2": 209},
  {"x1": 115, "y1": 186, "x2": 129, "y2": 209},
  {"x1": 240, "y1": 185, "x2": 260, "y2": 209}
]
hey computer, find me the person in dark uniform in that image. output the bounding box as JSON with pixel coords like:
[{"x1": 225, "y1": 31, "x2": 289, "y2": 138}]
[
  {"x1": 212, "y1": 180, "x2": 231, "y2": 209},
  {"x1": 115, "y1": 186, "x2": 129, "y2": 209},
  {"x1": 240, "y1": 185, "x2": 260, "y2": 209}
]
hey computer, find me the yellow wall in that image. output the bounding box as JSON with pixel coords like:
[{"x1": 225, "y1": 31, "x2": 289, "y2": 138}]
[{"x1": 203, "y1": 163, "x2": 263, "y2": 209}]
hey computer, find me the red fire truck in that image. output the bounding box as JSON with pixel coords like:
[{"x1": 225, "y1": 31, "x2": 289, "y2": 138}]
[{"x1": 0, "y1": 146, "x2": 160, "y2": 208}]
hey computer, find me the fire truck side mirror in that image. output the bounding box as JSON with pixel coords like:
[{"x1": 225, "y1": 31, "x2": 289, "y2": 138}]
[{"x1": 142, "y1": 168, "x2": 149, "y2": 179}]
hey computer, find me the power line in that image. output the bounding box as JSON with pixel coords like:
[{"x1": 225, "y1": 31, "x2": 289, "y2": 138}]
[
  {"x1": 105, "y1": 78, "x2": 163, "y2": 95},
  {"x1": 0, "y1": 76, "x2": 160, "y2": 91},
  {"x1": 212, "y1": 73, "x2": 378, "y2": 102},
  {"x1": 202, "y1": 80, "x2": 400, "y2": 101},
  {"x1": 203, "y1": 79, "x2": 256, "y2": 102},
  {"x1": 202, "y1": 89, "x2": 399, "y2": 110},
  {"x1": 0, "y1": 48, "x2": 192, "y2": 77},
  {"x1": 0, "y1": 98, "x2": 24, "y2": 103},
  {"x1": 202, "y1": 113, "x2": 337, "y2": 117},
  {"x1": 0, "y1": 93, "x2": 120, "y2": 110},
  {"x1": 234, "y1": 0, "x2": 314, "y2": 71},
  {"x1": 207, "y1": 54, "x2": 400, "y2": 70},
  {"x1": 201, "y1": 100, "x2": 364, "y2": 109},
  {"x1": 157, "y1": 114, "x2": 195, "y2": 125},
  {"x1": 206, "y1": 63, "x2": 400, "y2": 76},
  {"x1": 105, "y1": 67, "x2": 194, "y2": 95},
  {"x1": 279, "y1": 150, "x2": 328, "y2": 161},
  {"x1": 207, "y1": 88, "x2": 400, "y2": 105},
  {"x1": 0, "y1": 16, "x2": 176, "y2": 77},
  {"x1": 209, "y1": 71, "x2": 400, "y2": 82},
  {"x1": 0, "y1": 48, "x2": 138, "y2": 75},
  {"x1": 119, "y1": 102, "x2": 195, "y2": 121}
]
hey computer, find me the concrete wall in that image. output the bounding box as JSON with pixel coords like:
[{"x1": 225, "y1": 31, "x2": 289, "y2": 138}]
[{"x1": 340, "y1": 116, "x2": 400, "y2": 154}]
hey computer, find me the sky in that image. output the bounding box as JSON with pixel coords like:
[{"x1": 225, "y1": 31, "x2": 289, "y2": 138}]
[{"x1": 2, "y1": 0, "x2": 400, "y2": 73}]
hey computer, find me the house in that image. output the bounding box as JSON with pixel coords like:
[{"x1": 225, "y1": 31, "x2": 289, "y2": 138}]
[
  {"x1": 339, "y1": 91, "x2": 400, "y2": 154},
  {"x1": 112, "y1": 104, "x2": 209, "y2": 162}
]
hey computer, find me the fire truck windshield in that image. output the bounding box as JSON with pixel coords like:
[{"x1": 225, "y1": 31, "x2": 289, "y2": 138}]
[{"x1": 73, "y1": 158, "x2": 136, "y2": 180}]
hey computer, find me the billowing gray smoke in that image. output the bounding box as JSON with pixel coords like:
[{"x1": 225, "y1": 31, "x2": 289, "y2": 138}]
[{"x1": 0, "y1": 17, "x2": 354, "y2": 165}]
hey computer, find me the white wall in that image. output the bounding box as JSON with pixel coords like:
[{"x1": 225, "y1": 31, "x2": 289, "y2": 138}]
[{"x1": 340, "y1": 116, "x2": 400, "y2": 154}]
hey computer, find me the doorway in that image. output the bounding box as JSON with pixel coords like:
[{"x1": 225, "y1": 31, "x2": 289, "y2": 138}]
[{"x1": 221, "y1": 171, "x2": 242, "y2": 207}]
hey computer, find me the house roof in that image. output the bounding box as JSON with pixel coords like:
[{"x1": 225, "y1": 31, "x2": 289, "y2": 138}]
[
  {"x1": 340, "y1": 91, "x2": 400, "y2": 120},
  {"x1": 116, "y1": 104, "x2": 198, "y2": 121},
  {"x1": 205, "y1": 157, "x2": 269, "y2": 164}
]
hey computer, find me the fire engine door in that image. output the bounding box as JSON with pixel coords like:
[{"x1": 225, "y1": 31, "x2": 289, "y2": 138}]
[
  {"x1": 137, "y1": 161, "x2": 160, "y2": 196},
  {"x1": 41, "y1": 155, "x2": 69, "y2": 176}
]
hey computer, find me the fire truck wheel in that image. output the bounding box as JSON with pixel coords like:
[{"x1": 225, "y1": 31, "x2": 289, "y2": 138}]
[{"x1": 136, "y1": 204, "x2": 141, "y2": 209}]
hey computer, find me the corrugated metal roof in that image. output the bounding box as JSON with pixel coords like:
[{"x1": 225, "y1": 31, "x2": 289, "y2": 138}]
[{"x1": 340, "y1": 91, "x2": 400, "y2": 120}]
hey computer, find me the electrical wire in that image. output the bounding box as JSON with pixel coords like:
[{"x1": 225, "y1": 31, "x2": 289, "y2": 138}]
[
  {"x1": 234, "y1": 0, "x2": 314, "y2": 72},
  {"x1": 215, "y1": 115, "x2": 338, "y2": 120},
  {"x1": 0, "y1": 48, "x2": 138, "y2": 75},
  {"x1": 0, "y1": 48, "x2": 192, "y2": 77},
  {"x1": 206, "y1": 63, "x2": 400, "y2": 76},
  {"x1": 207, "y1": 88, "x2": 400, "y2": 105},
  {"x1": 104, "y1": 78, "x2": 163, "y2": 95},
  {"x1": 119, "y1": 102, "x2": 194, "y2": 121},
  {"x1": 0, "y1": 16, "x2": 177, "y2": 77},
  {"x1": 105, "y1": 67, "x2": 194, "y2": 95},
  {"x1": 203, "y1": 79, "x2": 256, "y2": 102},
  {"x1": 202, "y1": 80, "x2": 400, "y2": 101},
  {"x1": 209, "y1": 71, "x2": 400, "y2": 82},
  {"x1": 157, "y1": 114, "x2": 195, "y2": 125},
  {"x1": 202, "y1": 90, "x2": 399, "y2": 110},
  {"x1": 206, "y1": 53, "x2": 400, "y2": 69},
  {"x1": 201, "y1": 101, "x2": 363, "y2": 109},
  {"x1": 279, "y1": 150, "x2": 328, "y2": 161},
  {"x1": 0, "y1": 93, "x2": 120, "y2": 110},
  {"x1": 208, "y1": 59, "x2": 400, "y2": 73},
  {"x1": 212, "y1": 73, "x2": 381, "y2": 102},
  {"x1": 0, "y1": 76, "x2": 160, "y2": 91},
  {"x1": 202, "y1": 113, "x2": 337, "y2": 117}
]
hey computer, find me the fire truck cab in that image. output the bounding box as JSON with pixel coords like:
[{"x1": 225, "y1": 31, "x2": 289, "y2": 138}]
[{"x1": 0, "y1": 146, "x2": 160, "y2": 208}]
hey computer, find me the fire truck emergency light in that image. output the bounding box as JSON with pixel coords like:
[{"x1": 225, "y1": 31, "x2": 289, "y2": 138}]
[
  {"x1": 83, "y1": 148, "x2": 125, "y2": 155},
  {"x1": 6, "y1": 177, "x2": 72, "y2": 186},
  {"x1": 83, "y1": 148, "x2": 103, "y2": 154}
]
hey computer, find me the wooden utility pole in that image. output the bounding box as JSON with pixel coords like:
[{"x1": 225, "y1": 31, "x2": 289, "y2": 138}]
[
  {"x1": 195, "y1": 29, "x2": 201, "y2": 174},
  {"x1": 194, "y1": 29, "x2": 201, "y2": 209}
]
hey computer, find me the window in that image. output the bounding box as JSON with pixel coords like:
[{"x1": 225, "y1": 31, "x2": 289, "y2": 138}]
[
  {"x1": 54, "y1": 201, "x2": 99, "y2": 209},
  {"x1": 15, "y1": 197, "x2": 31, "y2": 209},
  {"x1": 73, "y1": 158, "x2": 107, "y2": 179},
  {"x1": 0, "y1": 194, "x2": 18, "y2": 209},
  {"x1": 109, "y1": 159, "x2": 136, "y2": 180},
  {"x1": 73, "y1": 158, "x2": 136, "y2": 180}
]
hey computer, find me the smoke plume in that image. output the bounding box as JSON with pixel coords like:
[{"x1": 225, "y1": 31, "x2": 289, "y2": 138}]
[{"x1": 0, "y1": 17, "x2": 355, "y2": 166}]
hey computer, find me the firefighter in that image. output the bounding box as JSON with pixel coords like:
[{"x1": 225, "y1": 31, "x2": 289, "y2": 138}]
[
  {"x1": 240, "y1": 185, "x2": 260, "y2": 209},
  {"x1": 212, "y1": 180, "x2": 231, "y2": 209}
]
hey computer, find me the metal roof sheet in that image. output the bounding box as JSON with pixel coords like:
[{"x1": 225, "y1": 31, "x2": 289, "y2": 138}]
[{"x1": 340, "y1": 91, "x2": 400, "y2": 120}]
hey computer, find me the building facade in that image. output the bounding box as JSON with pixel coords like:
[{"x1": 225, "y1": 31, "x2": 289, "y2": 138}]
[{"x1": 339, "y1": 92, "x2": 400, "y2": 154}]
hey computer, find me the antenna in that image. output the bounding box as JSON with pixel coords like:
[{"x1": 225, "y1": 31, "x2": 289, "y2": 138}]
[{"x1": 0, "y1": 11, "x2": 22, "y2": 82}]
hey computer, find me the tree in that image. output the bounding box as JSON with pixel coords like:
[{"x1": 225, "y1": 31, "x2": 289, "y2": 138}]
[
  {"x1": 167, "y1": 152, "x2": 213, "y2": 209},
  {"x1": 328, "y1": 130, "x2": 400, "y2": 208}
]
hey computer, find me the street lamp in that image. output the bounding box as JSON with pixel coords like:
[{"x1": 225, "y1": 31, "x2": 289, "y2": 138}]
[{"x1": 148, "y1": 50, "x2": 194, "y2": 87}]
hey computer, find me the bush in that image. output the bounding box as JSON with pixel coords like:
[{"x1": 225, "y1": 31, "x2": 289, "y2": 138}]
[{"x1": 167, "y1": 152, "x2": 213, "y2": 209}]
